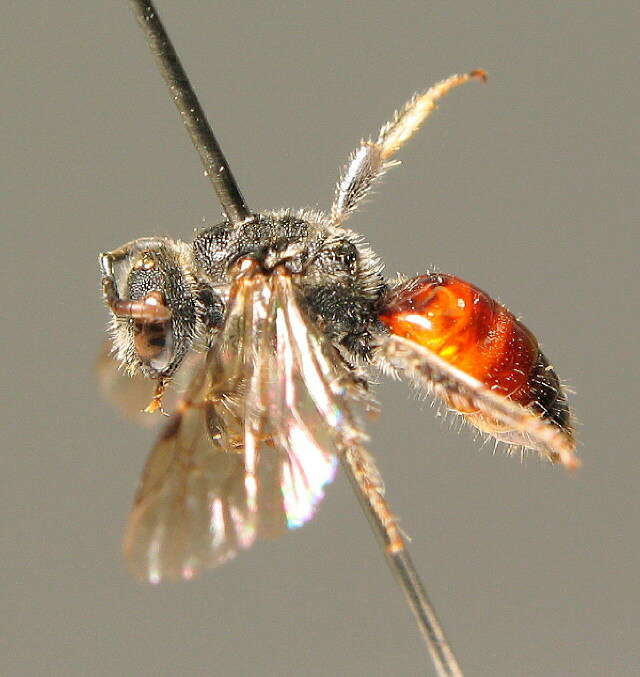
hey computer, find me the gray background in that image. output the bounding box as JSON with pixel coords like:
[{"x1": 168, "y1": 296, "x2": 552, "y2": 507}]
[{"x1": 3, "y1": 1, "x2": 638, "y2": 675}]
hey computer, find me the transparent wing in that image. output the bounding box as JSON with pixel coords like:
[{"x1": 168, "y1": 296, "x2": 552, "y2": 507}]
[
  {"x1": 123, "y1": 265, "x2": 370, "y2": 582},
  {"x1": 382, "y1": 334, "x2": 579, "y2": 470},
  {"x1": 268, "y1": 272, "x2": 368, "y2": 527}
]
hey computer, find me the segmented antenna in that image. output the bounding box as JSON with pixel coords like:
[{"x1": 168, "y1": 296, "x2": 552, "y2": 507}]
[{"x1": 129, "y1": 0, "x2": 252, "y2": 225}]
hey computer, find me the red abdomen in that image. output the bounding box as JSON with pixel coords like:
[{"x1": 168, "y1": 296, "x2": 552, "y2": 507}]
[{"x1": 379, "y1": 273, "x2": 570, "y2": 432}]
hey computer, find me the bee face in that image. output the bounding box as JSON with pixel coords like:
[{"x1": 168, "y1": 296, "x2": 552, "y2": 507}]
[{"x1": 100, "y1": 237, "x2": 200, "y2": 378}]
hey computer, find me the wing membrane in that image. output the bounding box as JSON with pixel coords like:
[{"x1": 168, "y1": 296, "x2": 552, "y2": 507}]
[
  {"x1": 124, "y1": 267, "x2": 369, "y2": 582},
  {"x1": 268, "y1": 273, "x2": 368, "y2": 528}
]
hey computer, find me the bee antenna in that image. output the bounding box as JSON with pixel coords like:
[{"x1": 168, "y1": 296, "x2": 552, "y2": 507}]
[{"x1": 129, "y1": 0, "x2": 252, "y2": 226}]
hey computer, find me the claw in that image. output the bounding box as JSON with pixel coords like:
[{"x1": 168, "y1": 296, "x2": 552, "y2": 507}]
[{"x1": 143, "y1": 379, "x2": 169, "y2": 416}]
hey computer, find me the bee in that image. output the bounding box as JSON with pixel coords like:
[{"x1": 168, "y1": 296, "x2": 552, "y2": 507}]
[
  {"x1": 99, "y1": 3, "x2": 578, "y2": 673},
  {"x1": 100, "y1": 3, "x2": 577, "y2": 585}
]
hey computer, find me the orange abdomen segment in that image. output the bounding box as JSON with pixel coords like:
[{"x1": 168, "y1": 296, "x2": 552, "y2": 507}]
[{"x1": 379, "y1": 273, "x2": 570, "y2": 432}]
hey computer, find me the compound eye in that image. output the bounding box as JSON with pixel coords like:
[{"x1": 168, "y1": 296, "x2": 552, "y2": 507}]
[
  {"x1": 113, "y1": 289, "x2": 176, "y2": 375},
  {"x1": 133, "y1": 320, "x2": 175, "y2": 373}
]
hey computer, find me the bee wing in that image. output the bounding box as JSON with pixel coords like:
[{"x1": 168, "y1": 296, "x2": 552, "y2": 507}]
[
  {"x1": 382, "y1": 334, "x2": 579, "y2": 469},
  {"x1": 267, "y1": 272, "x2": 368, "y2": 527},
  {"x1": 123, "y1": 267, "x2": 369, "y2": 582}
]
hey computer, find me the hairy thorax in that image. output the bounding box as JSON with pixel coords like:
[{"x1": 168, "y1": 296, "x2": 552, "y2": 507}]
[{"x1": 192, "y1": 210, "x2": 386, "y2": 359}]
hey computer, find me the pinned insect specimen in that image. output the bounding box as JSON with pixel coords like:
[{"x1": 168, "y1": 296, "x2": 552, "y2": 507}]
[{"x1": 99, "y1": 2, "x2": 578, "y2": 675}]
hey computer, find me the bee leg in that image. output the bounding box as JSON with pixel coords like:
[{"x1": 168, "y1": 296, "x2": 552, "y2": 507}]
[
  {"x1": 143, "y1": 378, "x2": 170, "y2": 416},
  {"x1": 341, "y1": 446, "x2": 403, "y2": 553},
  {"x1": 330, "y1": 70, "x2": 486, "y2": 225}
]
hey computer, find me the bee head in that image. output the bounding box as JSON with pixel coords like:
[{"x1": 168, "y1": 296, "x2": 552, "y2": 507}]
[{"x1": 99, "y1": 237, "x2": 200, "y2": 379}]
